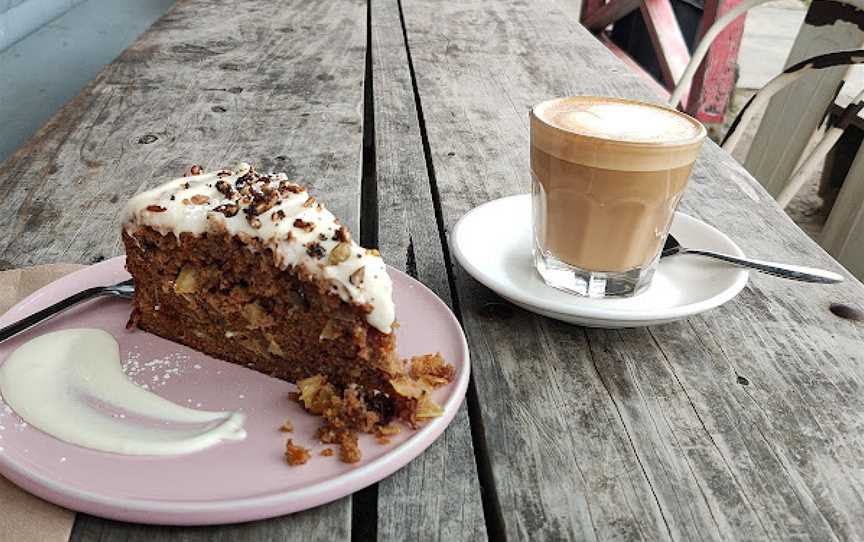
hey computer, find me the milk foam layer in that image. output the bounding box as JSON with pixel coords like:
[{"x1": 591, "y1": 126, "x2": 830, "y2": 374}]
[{"x1": 536, "y1": 98, "x2": 702, "y2": 144}]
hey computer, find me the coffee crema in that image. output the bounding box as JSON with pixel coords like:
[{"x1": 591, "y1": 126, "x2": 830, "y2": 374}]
[{"x1": 530, "y1": 96, "x2": 705, "y2": 277}]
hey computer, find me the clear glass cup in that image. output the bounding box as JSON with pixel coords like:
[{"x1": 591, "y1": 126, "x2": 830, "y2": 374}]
[{"x1": 530, "y1": 96, "x2": 706, "y2": 298}]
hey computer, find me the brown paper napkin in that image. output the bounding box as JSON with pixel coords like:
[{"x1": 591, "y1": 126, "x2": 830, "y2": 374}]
[{"x1": 0, "y1": 263, "x2": 85, "y2": 542}]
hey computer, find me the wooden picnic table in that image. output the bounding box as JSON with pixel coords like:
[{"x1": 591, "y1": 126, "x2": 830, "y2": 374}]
[{"x1": 2, "y1": 0, "x2": 864, "y2": 540}]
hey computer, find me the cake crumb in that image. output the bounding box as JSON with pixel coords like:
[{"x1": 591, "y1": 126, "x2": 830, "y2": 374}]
[
  {"x1": 339, "y1": 432, "x2": 362, "y2": 463},
  {"x1": 280, "y1": 420, "x2": 294, "y2": 432},
  {"x1": 285, "y1": 439, "x2": 311, "y2": 466},
  {"x1": 409, "y1": 353, "x2": 456, "y2": 388},
  {"x1": 292, "y1": 369, "x2": 455, "y2": 463},
  {"x1": 376, "y1": 423, "x2": 401, "y2": 437},
  {"x1": 321, "y1": 448, "x2": 334, "y2": 457}
]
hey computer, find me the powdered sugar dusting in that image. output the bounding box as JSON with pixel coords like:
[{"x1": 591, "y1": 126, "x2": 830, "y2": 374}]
[{"x1": 123, "y1": 351, "x2": 191, "y2": 389}]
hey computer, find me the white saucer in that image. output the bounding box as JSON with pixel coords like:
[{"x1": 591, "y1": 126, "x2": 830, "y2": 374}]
[{"x1": 450, "y1": 194, "x2": 749, "y2": 328}]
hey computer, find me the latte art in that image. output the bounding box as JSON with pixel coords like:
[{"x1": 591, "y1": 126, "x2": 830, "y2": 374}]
[{"x1": 537, "y1": 99, "x2": 703, "y2": 144}]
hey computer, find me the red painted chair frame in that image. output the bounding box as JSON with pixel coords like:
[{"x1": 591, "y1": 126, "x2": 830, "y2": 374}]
[{"x1": 582, "y1": 0, "x2": 747, "y2": 123}]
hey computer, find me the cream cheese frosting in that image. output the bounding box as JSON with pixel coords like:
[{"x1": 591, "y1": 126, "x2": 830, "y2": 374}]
[{"x1": 123, "y1": 162, "x2": 394, "y2": 333}]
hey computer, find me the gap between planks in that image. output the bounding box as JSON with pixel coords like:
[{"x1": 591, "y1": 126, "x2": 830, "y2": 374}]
[
  {"x1": 353, "y1": 0, "x2": 380, "y2": 538},
  {"x1": 391, "y1": 0, "x2": 507, "y2": 539}
]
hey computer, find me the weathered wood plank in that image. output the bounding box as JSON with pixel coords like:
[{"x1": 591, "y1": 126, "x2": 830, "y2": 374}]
[
  {"x1": 0, "y1": 0, "x2": 368, "y2": 537},
  {"x1": 583, "y1": 0, "x2": 641, "y2": 32},
  {"x1": 71, "y1": 500, "x2": 350, "y2": 542},
  {"x1": 369, "y1": 1, "x2": 487, "y2": 539},
  {"x1": 822, "y1": 146, "x2": 864, "y2": 279},
  {"x1": 398, "y1": 0, "x2": 864, "y2": 539},
  {"x1": 0, "y1": 0, "x2": 367, "y2": 271}
]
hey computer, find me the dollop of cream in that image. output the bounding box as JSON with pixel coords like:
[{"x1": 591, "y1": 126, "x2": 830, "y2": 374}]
[{"x1": 0, "y1": 329, "x2": 246, "y2": 456}]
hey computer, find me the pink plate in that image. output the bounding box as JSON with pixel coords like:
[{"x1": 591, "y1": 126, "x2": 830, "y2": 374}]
[{"x1": 0, "y1": 257, "x2": 469, "y2": 525}]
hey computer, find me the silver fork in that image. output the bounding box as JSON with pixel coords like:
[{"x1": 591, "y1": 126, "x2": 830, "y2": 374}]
[
  {"x1": 0, "y1": 279, "x2": 135, "y2": 344},
  {"x1": 661, "y1": 234, "x2": 843, "y2": 284}
]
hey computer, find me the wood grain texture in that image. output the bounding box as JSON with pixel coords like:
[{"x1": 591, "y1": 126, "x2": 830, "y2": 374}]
[
  {"x1": 583, "y1": 0, "x2": 641, "y2": 32},
  {"x1": 0, "y1": 0, "x2": 367, "y2": 270},
  {"x1": 370, "y1": 1, "x2": 487, "y2": 539},
  {"x1": 397, "y1": 0, "x2": 864, "y2": 539},
  {"x1": 70, "y1": 500, "x2": 349, "y2": 542},
  {"x1": 822, "y1": 146, "x2": 864, "y2": 278},
  {"x1": 0, "y1": 0, "x2": 368, "y2": 538}
]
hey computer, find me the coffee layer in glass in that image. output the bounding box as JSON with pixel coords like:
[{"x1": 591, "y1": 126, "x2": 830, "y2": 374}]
[{"x1": 530, "y1": 96, "x2": 706, "y2": 298}]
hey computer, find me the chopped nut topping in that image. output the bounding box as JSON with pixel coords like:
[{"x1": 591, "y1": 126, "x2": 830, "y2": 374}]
[
  {"x1": 366, "y1": 248, "x2": 381, "y2": 257},
  {"x1": 321, "y1": 448, "x2": 334, "y2": 457},
  {"x1": 293, "y1": 218, "x2": 315, "y2": 232},
  {"x1": 279, "y1": 181, "x2": 304, "y2": 194},
  {"x1": 145, "y1": 205, "x2": 167, "y2": 212},
  {"x1": 332, "y1": 226, "x2": 351, "y2": 242},
  {"x1": 190, "y1": 194, "x2": 210, "y2": 205},
  {"x1": 329, "y1": 242, "x2": 352, "y2": 265},
  {"x1": 252, "y1": 200, "x2": 275, "y2": 216},
  {"x1": 213, "y1": 203, "x2": 240, "y2": 217},
  {"x1": 249, "y1": 217, "x2": 262, "y2": 229},
  {"x1": 284, "y1": 439, "x2": 311, "y2": 466},
  {"x1": 349, "y1": 266, "x2": 365, "y2": 287},
  {"x1": 279, "y1": 420, "x2": 293, "y2": 432},
  {"x1": 306, "y1": 242, "x2": 325, "y2": 259},
  {"x1": 235, "y1": 171, "x2": 256, "y2": 189},
  {"x1": 303, "y1": 196, "x2": 316, "y2": 208},
  {"x1": 181, "y1": 198, "x2": 191, "y2": 205},
  {"x1": 215, "y1": 179, "x2": 235, "y2": 197},
  {"x1": 271, "y1": 209, "x2": 286, "y2": 222},
  {"x1": 189, "y1": 165, "x2": 203, "y2": 175},
  {"x1": 244, "y1": 186, "x2": 280, "y2": 216}
]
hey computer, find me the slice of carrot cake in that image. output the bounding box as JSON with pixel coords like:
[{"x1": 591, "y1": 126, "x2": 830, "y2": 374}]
[{"x1": 121, "y1": 163, "x2": 452, "y2": 456}]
